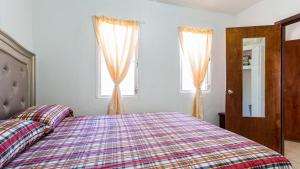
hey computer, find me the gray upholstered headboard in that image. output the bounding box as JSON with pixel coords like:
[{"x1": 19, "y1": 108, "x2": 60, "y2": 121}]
[{"x1": 0, "y1": 29, "x2": 35, "y2": 119}]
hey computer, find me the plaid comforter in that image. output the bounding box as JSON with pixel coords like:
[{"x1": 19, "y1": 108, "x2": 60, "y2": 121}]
[{"x1": 6, "y1": 112, "x2": 292, "y2": 169}]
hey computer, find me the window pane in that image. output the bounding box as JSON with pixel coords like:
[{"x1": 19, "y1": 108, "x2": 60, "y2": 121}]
[
  {"x1": 120, "y1": 62, "x2": 135, "y2": 95},
  {"x1": 181, "y1": 55, "x2": 195, "y2": 91},
  {"x1": 179, "y1": 29, "x2": 210, "y2": 92},
  {"x1": 100, "y1": 60, "x2": 114, "y2": 96},
  {"x1": 100, "y1": 57, "x2": 136, "y2": 96},
  {"x1": 180, "y1": 51, "x2": 209, "y2": 92}
]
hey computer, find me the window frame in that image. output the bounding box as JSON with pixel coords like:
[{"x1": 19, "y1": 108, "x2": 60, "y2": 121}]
[{"x1": 96, "y1": 47, "x2": 139, "y2": 98}]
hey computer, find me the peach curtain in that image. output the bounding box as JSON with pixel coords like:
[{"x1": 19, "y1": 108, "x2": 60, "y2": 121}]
[
  {"x1": 93, "y1": 16, "x2": 140, "y2": 115},
  {"x1": 178, "y1": 26, "x2": 213, "y2": 119}
]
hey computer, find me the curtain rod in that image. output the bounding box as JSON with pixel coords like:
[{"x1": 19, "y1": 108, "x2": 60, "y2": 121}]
[{"x1": 92, "y1": 15, "x2": 145, "y2": 24}]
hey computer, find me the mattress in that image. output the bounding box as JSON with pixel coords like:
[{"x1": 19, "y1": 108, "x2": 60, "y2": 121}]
[{"x1": 6, "y1": 112, "x2": 292, "y2": 168}]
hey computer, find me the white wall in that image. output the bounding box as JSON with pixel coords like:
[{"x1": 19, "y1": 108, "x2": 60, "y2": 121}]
[
  {"x1": 286, "y1": 22, "x2": 300, "y2": 40},
  {"x1": 32, "y1": 0, "x2": 234, "y2": 125},
  {"x1": 236, "y1": 0, "x2": 300, "y2": 40},
  {"x1": 0, "y1": 0, "x2": 33, "y2": 50}
]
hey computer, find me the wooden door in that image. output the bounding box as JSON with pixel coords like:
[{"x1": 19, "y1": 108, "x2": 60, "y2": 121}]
[
  {"x1": 226, "y1": 25, "x2": 282, "y2": 153},
  {"x1": 284, "y1": 39, "x2": 300, "y2": 142}
]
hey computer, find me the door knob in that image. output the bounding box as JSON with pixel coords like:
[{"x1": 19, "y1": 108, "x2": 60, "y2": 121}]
[{"x1": 227, "y1": 89, "x2": 234, "y2": 95}]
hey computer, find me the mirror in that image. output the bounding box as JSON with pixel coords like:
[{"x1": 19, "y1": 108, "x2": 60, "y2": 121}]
[{"x1": 242, "y1": 38, "x2": 265, "y2": 117}]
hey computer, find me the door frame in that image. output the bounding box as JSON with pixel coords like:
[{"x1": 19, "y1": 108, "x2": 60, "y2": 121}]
[{"x1": 275, "y1": 13, "x2": 300, "y2": 155}]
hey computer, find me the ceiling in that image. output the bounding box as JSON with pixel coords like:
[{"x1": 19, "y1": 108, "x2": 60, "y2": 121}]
[{"x1": 152, "y1": 0, "x2": 263, "y2": 15}]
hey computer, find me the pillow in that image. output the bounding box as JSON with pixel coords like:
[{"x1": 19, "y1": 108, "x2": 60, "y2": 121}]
[
  {"x1": 15, "y1": 105, "x2": 73, "y2": 129},
  {"x1": 0, "y1": 119, "x2": 48, "y2": 168}
]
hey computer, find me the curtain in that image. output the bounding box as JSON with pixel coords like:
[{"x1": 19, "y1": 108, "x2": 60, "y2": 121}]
[
  {"x1": 93, "y1": 16, "x2": 140, "y2": 115},
  {"x1": 178, "y1": 26, "x2": 213, "y2": 119}
]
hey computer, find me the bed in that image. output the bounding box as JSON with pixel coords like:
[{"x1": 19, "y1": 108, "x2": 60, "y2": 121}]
[{"x1": 0, "y1": 29, "x2": 293, "y2": 168}]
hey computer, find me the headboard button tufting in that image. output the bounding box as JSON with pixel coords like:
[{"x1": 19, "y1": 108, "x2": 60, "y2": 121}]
[
  {"x1": 3, "y1": 99, "x2": 8, "y2": 107},
  {"x1": 21, "y1": 97, "x2": 26, "y2": 109},
  {"x1": 3, "y1": 99, "x2": 11, "y2": 115},
  {"x1": 21, "y1": 67, "x2": 26, "y2": 78},
  {"x1": 12, "y1": 81, "x2": 19, "y2": 94},
  {"x1": 3, "y1": 65, "x2": 8, "y2": 72},
  {"x1": 13, "y1": 81, "x2": 17, "y2": 87}
]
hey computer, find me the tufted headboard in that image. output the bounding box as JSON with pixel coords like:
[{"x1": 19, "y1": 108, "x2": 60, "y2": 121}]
[{"x1": 0, "y1": 29, "x2": 35, "y2": 119}]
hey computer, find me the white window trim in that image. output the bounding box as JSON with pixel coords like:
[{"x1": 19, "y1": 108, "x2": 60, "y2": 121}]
[
  {"x1": 179, "y1": 56, "x2": 211, "y2": 94},
  {"x1": 95, "y1": 46, "x2": 139, "y2": 99}
]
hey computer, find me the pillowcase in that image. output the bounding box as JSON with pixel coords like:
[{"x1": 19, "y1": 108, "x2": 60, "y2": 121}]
[
  {"x1": 0, "y1": 119, "x2": 48, "y2": 168},
  {"x1": 15, "y1": 105, "x2": 73, "y2": 129}
]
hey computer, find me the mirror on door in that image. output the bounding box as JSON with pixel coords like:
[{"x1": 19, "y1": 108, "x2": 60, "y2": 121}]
[{"x1": 242, "y1": 37, "x2": 265, "y2": 117}]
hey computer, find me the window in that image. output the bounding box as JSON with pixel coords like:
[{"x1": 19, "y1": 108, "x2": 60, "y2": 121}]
[
  {"x1": 179, "y1": 30, "x2": 211, "y2": 92},
  {"x1": 95, "y1": 18, "x2": 139, "y2": 98},
  {"x1": 98, "y1": 53, "x2": 137, "y2": 97},
  {"x1": 180, "y1": 56, "x2": 210, "y2": 92}
]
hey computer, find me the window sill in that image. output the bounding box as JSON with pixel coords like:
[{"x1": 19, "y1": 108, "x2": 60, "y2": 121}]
[
  {"x1": 96, "y1": 95, "x2": 137, "y2": 99},
  {"x1": 180, "y1": 89, "x2": 210, "y2": 94}
]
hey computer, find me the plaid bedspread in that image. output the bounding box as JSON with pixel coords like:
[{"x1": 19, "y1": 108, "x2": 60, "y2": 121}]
[{"x1": 6, "y1": 112, "x2": 292, "y2": 169}]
